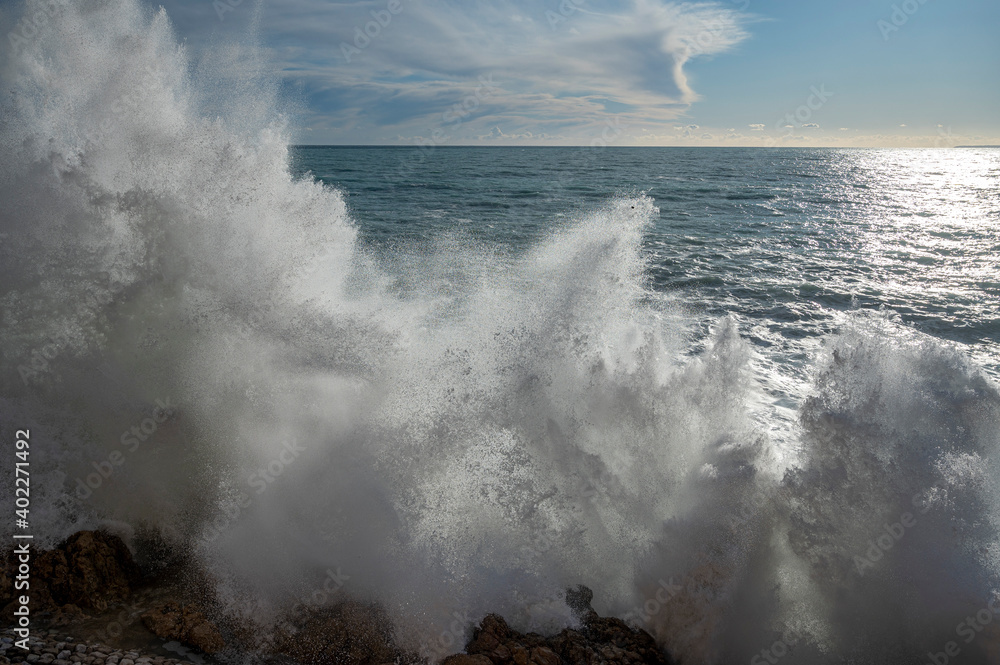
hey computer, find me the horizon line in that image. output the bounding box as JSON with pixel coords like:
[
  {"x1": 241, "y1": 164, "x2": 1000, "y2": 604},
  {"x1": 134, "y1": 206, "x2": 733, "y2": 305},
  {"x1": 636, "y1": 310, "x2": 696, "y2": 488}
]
[{"x1": 290, "y1": 144, "x2": 998, "y2": 149}]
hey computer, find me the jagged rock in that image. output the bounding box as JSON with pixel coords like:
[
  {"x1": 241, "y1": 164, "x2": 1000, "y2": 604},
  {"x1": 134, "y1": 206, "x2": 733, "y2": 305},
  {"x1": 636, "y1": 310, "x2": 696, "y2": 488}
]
[
  {"x1": 1, "y1": 530, "x2": 140, "y2": 621},
  {"x1": 1, "y1": 534, "x2": 677, "y2": 665},
  {"x1": 442, "y1": 656, "x2": 494, "y2": 665},
  {"x1": 470, "y1": 631, "x2": 500, "y2": 653},
  {"x1": 37, "y1": 531, "x2": 139, "y2": 611},
  {"x1": 529, "y1": 646, "x2": 560, "y2": 665},
  {"x1": 141, "y1": 601, "x2": 225, "y2": 653},
  {"x1": 467, "y1": 613, "x2": 513, "y2": 657},
  {"x1": 456, "y1": 588, "x2": 673, "y2": 665}
]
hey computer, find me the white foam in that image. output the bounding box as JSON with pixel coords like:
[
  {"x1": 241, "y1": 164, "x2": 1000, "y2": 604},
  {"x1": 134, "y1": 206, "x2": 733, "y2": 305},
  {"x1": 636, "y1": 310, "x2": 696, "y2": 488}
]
[{"x1": 1, "y1": 3, "x2": 998, "y2": 663}]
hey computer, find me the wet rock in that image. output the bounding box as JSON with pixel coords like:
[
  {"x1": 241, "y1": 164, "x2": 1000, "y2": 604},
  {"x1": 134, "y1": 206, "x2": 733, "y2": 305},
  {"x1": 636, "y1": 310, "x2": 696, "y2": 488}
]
[
  {"x1": 141, "y1": 601, "x2": 225, "y2": 654},
  {"x1": 2, "y1": 531, "x2": 140, "y2": 622},
  {"x1": 466, "y1": 626, "x2": 500, "y2": 654},
  {"x1": 467, "y1": 614, "x2": 511, "y2": 657},
  {"x1": 39, "y1": 531, "x2": 140, "y2": 612},
  {"x1": 528, "y1": 647, "x2": 560, "y2": 665},
  {"x1": 47, "y1": 604, "x2": 86, "y2": 629},
  {"x1": 455, "y1": 588, "x2": 673, "y2": 665},
  {"x1": 441, "y1": 656, "x2": 493, "y2": 665},
  {"x1": 490, "y1": 644, "x2": 512, "y2": 663}
]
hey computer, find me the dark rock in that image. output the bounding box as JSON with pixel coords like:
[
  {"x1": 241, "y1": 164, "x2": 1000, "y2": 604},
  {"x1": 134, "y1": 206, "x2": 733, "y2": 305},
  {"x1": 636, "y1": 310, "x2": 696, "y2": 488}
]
[
  {"x1": 468, "y1": 630, "x2": 500, "y2": 655},
  {"x1": 489, "y1": 644, "x2": 512, "y2": 664},
  {"x1": 529, "y1": 646, "x2": 560, "y2": 665},
  {"x1": 1, "y1": 530, "x2": 140, "y2": 622},
  {"x1": 141, "y1": 601, "x2": 225, "y2": 654},
  {"x1": 480, "y1": 614, "x2": 512, "y2": 641},
  {"x1": 47, "y1": 604, "x2": 86, "y2": 628},
  {"x1": 442, "y1": 656, "x2": 494, "y2": 665},
  {"x1": 38, "y1": 531, "x2": 139, "y2": 611},
  {"x1": 452, "y1": 591, "x2": 673, "y2": 665}
]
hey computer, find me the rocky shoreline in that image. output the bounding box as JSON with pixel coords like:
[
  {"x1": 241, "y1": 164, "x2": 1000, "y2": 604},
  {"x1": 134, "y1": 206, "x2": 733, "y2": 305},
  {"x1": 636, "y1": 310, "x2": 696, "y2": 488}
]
[
  {"x1": 2, "y1": 531, "x2": 674, "y2": 665},
  {"x1": 1, "y1": 630, "x2": 200, "y2": 665}
]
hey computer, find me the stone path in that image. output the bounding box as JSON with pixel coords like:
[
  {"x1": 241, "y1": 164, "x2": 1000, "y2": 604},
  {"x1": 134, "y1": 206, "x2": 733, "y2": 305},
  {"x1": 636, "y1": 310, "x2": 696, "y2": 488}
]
[{"x1": 0, "y1": 630, "x2": 199, "y2": 665}]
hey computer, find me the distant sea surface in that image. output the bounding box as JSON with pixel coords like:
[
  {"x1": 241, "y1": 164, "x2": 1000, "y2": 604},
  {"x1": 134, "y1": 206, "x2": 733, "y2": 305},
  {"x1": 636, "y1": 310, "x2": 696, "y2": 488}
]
[
  {"x1": 9, "y1": 3, "x2": 1000, "y2": 658},
  {"x1": 292, "y1": 146, "x2": 1000, "y2": 442}
]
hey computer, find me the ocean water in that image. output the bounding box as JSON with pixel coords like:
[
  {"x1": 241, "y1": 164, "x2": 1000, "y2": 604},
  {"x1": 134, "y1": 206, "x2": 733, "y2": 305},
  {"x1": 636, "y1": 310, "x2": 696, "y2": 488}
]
[
  {"x1": 293, "y1": 145, "x2": 1000, "y2": 448},
  {"x1": 2, "y1": 1, "x2": 999, "y2": 664}
]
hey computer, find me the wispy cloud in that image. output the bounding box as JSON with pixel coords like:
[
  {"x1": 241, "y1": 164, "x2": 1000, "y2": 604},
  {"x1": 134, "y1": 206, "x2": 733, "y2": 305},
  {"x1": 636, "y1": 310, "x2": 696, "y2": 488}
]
[
  {"x1": 203, "y1": 0, "x2": 752, "y2": 143},
  {"x1": 155, "y1": 0, "x2": 1000, "y2": 146}
]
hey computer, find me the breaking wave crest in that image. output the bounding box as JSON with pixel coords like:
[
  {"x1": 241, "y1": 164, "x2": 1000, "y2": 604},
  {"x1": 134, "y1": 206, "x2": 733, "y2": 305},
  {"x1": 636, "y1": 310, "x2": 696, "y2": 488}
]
[{"x1": 1, "y1": 1, "x2": 998, "y2": 662}]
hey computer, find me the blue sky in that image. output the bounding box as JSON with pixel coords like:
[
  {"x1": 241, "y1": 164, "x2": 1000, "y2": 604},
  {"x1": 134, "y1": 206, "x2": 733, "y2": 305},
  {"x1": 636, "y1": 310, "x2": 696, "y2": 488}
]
[{"x1": 155, "y1": 0, "x2": 999, "y2": 146}]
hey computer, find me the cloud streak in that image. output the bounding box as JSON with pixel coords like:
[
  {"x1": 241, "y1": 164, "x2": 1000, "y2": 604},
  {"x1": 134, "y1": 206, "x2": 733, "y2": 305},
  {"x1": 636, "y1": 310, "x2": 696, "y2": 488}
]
[{"x1": 195, "y1": 0, "x2": 752, "y2": 143}]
